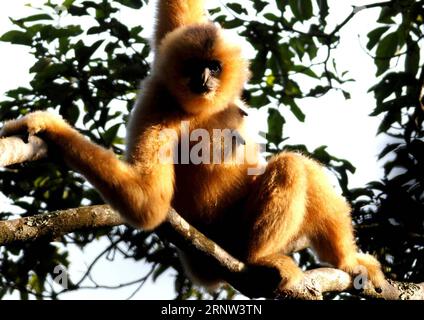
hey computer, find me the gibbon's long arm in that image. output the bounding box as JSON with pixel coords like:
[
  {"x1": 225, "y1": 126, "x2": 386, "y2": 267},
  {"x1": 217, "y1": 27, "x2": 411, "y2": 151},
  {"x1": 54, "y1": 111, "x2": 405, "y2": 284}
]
[
  {"x1": 154, "y1": 0, "x2": 208, "y2": 49},
  {"x1": 0, "y1": 111, "x2": 174, "y2": 230}
]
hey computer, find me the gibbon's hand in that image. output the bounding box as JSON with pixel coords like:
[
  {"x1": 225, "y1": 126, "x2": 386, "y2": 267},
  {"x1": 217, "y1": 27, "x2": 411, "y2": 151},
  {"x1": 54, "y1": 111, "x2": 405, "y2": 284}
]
[{"x1": 0, "y1": 111, "x2": 69, "y2": 138}]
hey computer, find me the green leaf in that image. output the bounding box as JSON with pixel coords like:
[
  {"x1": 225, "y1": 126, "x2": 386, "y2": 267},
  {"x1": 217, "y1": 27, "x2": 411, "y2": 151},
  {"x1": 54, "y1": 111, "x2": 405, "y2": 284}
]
[
  {"x1": 286, "y1": 99, "x2": 305, "y2": 122},
  {"x1": 227, "y1": 3, "x2": 248, "y2": 15},
  {"x1": 405, "y1": 41, "x2": 419, "y2": 76},
  {"x1": 74, "y1": 39, "x2": 104, "y2": 68},
  {"x1": 102, "y1": 123, "x2": 122, "y2": 146},
  {"x1": 68, "y1": 5, "x2": 87, "y2": 16},
  {"x1": 267, "y1": 108, "x2": 285, "y2": 146},
  {"x1": 253, "y1": 0, "x2": 268, "y2": 13},
  {"x1": 375, "y1": 31, "x2": 398, "y2": 76},
  {"x1": 317, "y1": 0, "x2": 329, "y2": 22},
  {"x1": 63, "y1": 0, "x2": 76, "y2": 9},
  {"x1": 208, "y1": 7, "x2": 221, "y2": 15},
  {"x1": 366, "y1": 26, "x2": 390, "y2": 50},
  {"x1": 0, "y1": 30, "x2": 33, "y2": 46},
  {"x1": 289, "y1": 0, "x2": 313, "y2": 21},
  {"x1": 342, "y1": 90, "x2": 351, "y2": 100},
  {"x1": 249, "y1": 92, "x2": 270, "y2": 108},
  {"x1": 377, "y1": 6, "x2": 396, "y2": 24},
  {"x1": 276, "y1": 0, "x2": 289, "y2": 12},
  {"x1": 222, "y1": 19, "x2": 244, "y2": 29},
  {"x1": 115, "y1": 0, "x2": 144, "y2": 9},
  {"x1": 284, "y1": 80, "x2": 301, "y2": 97},
  {"x1": 30, "y1": 58, "x2": 51, "y2": 73},
  {"x1": 109, "y1": 18, "x2": 130, "y2": 40},
  {"x1": 61, "y1": 103, "x2": 80, "y2": 125},
  {"x1": 291, "y1": 65, "x2": 319, "y2": 79},
  {"x1": 377, "y1": 110, "x2": 401, "y2": 134},
  {"x1": 13, "y1": 14, "x2": 53, "y2": 24},
  {"x1": 40, "y1": 25, "x2": 83, "y2": 42},
  {"x1": 264, "y1": 13, "x2": 280, "y2": 21},
  {"x1": 308, "y1": 85, "x2": 331, "y2": 97},
  {"x1": 378, "y1": 143, "x2": 401, "y2": 159}
]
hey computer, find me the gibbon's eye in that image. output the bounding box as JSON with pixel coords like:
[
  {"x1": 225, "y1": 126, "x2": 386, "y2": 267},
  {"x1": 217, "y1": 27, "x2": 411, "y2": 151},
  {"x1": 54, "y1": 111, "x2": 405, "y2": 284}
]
[{"x1": 208, "y1": 60, "x2": 222, "y2": 75}]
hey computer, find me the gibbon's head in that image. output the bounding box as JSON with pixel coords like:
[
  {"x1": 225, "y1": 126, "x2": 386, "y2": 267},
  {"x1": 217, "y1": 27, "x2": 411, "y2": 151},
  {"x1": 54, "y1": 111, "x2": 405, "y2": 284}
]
[{"x1": 155, "y1": 23, "x2": 250, "y2": 115}]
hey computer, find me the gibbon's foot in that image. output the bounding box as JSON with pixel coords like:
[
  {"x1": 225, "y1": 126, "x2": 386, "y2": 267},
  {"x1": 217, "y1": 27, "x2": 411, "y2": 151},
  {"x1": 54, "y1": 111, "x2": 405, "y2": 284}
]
[
  {"x1": 0, "y1": 111, "x2": 68, "y2": 138},
  {"x1": 338, "y1": 253, "x2": 386, "y2": 292},
  {"x1": 252, "y1": 254, "x2": 305, "y2": 292}
]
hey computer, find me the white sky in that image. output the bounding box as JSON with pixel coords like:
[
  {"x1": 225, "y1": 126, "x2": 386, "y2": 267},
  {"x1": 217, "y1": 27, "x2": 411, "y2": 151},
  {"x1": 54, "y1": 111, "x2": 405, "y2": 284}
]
[{"x1": 0, "y1": 0, "x2": 390, "y2": 300}]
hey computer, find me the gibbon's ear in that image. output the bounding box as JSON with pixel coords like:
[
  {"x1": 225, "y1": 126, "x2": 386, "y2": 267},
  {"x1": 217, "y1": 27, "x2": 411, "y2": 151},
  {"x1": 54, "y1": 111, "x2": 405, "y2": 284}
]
[{"x1": 153, "y1": 0, "x2": 209, "y2": 50}]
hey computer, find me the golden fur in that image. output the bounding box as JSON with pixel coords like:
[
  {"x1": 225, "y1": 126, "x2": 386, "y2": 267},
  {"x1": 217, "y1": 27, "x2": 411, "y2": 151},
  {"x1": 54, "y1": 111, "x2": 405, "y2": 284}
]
[{"x1": 0, "y1": 0, "x2": 385, "y2": 292}]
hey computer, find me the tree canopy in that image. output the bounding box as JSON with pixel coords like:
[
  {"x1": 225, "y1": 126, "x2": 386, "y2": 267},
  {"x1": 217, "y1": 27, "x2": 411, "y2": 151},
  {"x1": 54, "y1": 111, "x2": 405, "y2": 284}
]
[{"x1": 0, "y1": 0, "x2": 423, "y2": 299}]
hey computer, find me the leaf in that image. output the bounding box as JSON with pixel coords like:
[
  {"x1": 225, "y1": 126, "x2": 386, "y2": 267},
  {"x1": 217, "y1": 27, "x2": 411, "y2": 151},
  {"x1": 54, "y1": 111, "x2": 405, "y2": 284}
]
[
  {"x1": 68, "y1": 5, "x2": 87, "y2": 16},
  {"x1": 377, "y1": 6, "x2": 396, "y2": 24},
  {"x1": 289, "y1": 0, "x2": 313, "y2": 21},
  {"x1": 308, "y1": 85, "x2": 331, "y2": 97},
  {"x1": 342, "y1": 90, "x2": 351, "y2": 100},
  {"x1": 61, "y1": 103, "x2": 80, "y2": 125},
  {"x1": 284, "y1": 80, "x2": 301, "y2": 97},
  {"x1": 249, "y1": 92, "x2": 270, "y2": 108},
  {"x1": 74, "y1": 39, "x2": 104, "y2": 68},
  {"x1": 109, "y1": 18, "x2": 131, "y2": 40},
  {"x1": 222, "y1": 18, "x2": 244, "y2": 29},
  {"x1": 63, "y1": 0, "x2": 76, "y2": 9},
  {"x1": 12, "y1": 13, "x2": 53, "y2": 24},
  {"x1": 264, "y1": 13, "x2": 280, "y2": 21},
  {"x1": 267, "y1": 108, "x2": 285, "y2": 146},
  {"x1": 153, "y1": 264, "x2": 169, "y2": 282},
  {"x1": 227, "y1": 3, "x2": 248, "y2": 15},
  {"x1": 375, "y1": 31, "x2": 398, "y2": 76},
  {"x1": 276, "y1": 0, "x2": 288, "y2": 12},
  {"x1": 366, "y1": 26, "x2": 390, "y2": 51},
  {"x1": 253, "y1": 0, "x2": 268, "y2": 13},
  {"x1": 208, "y1": 7, "x2": 221, "y2": 15},
  {"x1": 115, "y1": 0, "x2": 144, "y2": 9},
  {"x1": 30, "y1": 58, "x2": 51, "y2": 73},
  {"x1": 378, "y1": 143, "x2": 401, "y2": 159},
  {"x1": 377, "y1": 110, "x2": 401, "y2": 134},
  {"x1": 287, "y1": 99, "x2": 305, "y2": 122},
  {"x1": 102, "y1": 123, "x2": 122, "y2": 146},
  {"x1": 317, "y1": 0, "x2": 329, "y2": 22},
  {"x1": 0, "y1": 30, "x2": 33, "y2": 46},
  {"x1": 40, "y1": 25, "x2": 83, "y2": 42},
  {"x1": 405, "y1": 40, "x2": 419, "y2": 76}
]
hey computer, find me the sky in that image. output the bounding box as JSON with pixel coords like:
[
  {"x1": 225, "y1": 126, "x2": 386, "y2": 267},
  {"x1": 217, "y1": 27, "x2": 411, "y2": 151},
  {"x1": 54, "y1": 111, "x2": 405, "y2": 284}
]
[{"x1": 0, "y1": 0, "x2": 390, "y2": 299}]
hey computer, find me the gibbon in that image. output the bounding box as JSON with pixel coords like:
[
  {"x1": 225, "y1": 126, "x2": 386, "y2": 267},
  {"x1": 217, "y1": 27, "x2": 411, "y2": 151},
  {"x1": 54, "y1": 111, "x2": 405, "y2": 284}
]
[{"x1": 0, "y1": 0, "x2": 386, "y2": 293}]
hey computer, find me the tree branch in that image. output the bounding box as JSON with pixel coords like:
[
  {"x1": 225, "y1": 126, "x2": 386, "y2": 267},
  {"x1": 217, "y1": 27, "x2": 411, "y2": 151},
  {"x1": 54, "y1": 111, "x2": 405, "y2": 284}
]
[
  {"x1": 0, "y1": 136, "x2": 423, "y2": 300},
  {"x1": 0, "y1": 136, "x2": 48, "y2": 167}
]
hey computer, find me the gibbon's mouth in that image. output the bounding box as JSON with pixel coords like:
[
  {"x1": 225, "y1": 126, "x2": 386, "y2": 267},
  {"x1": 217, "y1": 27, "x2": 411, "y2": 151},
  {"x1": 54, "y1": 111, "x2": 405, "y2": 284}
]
[{"x1": 189, "y1": 82, "x2": 214, "y2": 95}]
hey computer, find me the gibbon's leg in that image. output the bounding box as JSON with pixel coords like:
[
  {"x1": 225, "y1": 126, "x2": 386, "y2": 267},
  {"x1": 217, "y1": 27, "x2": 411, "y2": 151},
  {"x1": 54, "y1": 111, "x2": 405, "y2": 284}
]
[
  {"x1": 301, "y1": 156, "x2": 386, "y2": 289},
  {"x1": 243, "y1": 152, "x2": 386, "y2": 290},
  {"x1": 0, "y1": 111, "x2": 174, "y2": 230},
  {"x1": 242, "y1": 153, "x2": 308, "y2": 289}
]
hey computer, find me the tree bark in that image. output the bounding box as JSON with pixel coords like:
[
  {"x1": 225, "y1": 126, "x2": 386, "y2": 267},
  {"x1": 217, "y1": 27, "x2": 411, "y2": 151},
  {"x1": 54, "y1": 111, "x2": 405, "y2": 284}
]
[{"x1": 1, "y1": 136, "x2": 423, "y2": 300}]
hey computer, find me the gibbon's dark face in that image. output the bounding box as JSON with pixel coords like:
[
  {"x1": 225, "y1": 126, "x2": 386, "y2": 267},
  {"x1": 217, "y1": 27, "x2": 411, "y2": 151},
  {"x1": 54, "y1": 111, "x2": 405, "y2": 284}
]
[
  {"x1": 157, "y1": 23, "x2": 250, "y2": 115},
  {"x1": 183, "y1": 58, "x2": 222, "y2": 95}
]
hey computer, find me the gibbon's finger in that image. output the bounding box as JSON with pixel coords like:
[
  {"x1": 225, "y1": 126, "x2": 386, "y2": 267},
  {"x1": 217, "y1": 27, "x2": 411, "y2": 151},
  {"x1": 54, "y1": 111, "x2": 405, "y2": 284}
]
[{"x1": 0, "y1": 118, "x2": 29, "y2": 138}]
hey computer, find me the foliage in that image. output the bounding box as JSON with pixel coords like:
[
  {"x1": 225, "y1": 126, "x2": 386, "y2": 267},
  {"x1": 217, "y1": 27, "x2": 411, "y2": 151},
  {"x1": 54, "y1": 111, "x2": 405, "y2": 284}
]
[{"x1": 0, "y1": 0, "x2": 423, "y2": 299}]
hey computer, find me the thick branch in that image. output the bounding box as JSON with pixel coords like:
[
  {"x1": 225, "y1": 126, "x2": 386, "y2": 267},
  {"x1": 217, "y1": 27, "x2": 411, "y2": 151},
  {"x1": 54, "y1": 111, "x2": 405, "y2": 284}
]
[{"x1": 0, "y1": 136, "x2": 423, "y2": 300}]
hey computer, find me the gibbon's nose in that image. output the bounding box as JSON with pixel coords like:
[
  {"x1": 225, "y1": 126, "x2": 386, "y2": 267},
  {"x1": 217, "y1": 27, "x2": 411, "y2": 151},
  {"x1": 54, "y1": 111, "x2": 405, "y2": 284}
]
[
  {"x1": 201, "y1": 68, "x2": 211, "y2": 86},
  {"x1": 189, "y1": 67, "x2": 212, "y2": 94}
]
